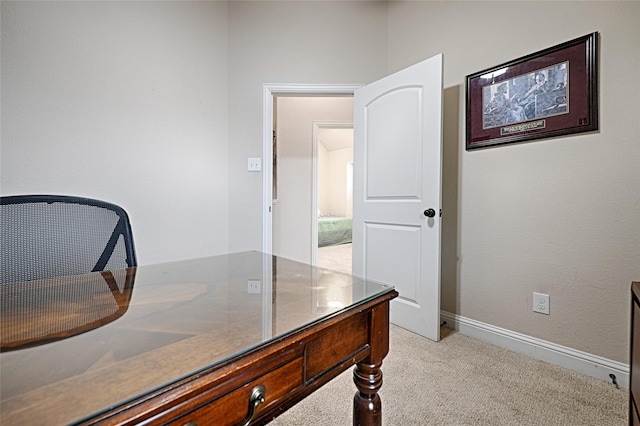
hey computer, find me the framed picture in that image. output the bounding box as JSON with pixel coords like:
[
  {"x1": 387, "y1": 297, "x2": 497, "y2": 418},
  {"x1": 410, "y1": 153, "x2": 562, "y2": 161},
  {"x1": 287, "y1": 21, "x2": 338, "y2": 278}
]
[{"x1": 465, "y1": 32, "x2": 598, "y2": 150}]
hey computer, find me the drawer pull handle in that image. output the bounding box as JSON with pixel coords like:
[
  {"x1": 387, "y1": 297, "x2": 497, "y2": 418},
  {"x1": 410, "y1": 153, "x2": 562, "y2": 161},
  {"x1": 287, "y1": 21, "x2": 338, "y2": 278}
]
[{"x1": 239, "y1": 384, "x2": 266, "y2": 426}]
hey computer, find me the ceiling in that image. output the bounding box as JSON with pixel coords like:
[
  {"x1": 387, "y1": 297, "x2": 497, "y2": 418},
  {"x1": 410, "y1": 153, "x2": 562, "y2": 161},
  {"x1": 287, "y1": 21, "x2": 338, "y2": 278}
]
[{"x1": 319, "y1": 128, "x2": 353, "y2": 151}]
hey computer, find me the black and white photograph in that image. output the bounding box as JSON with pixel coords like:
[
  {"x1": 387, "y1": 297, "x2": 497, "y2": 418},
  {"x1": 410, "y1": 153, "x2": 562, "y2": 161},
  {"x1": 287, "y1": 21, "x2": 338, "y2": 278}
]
[
  {"x1": 466, "y1": 32, "x2": 598, "y2": 149},
  {"x1": 482, "y1": 62, "x2": 568, "y2": 130}
]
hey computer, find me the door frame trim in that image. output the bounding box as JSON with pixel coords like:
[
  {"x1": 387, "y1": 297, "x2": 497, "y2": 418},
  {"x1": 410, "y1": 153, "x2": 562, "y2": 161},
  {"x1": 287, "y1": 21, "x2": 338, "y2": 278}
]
[{"x1": 262, "y1": 84, "x2": 362, "y2": 254}]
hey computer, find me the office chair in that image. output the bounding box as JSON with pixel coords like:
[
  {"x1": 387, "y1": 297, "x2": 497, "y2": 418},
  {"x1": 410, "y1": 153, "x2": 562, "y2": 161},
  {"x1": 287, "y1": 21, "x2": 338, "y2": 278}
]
[{"x1": 0, "y1": 195, "x2": 137, "y2": 285}]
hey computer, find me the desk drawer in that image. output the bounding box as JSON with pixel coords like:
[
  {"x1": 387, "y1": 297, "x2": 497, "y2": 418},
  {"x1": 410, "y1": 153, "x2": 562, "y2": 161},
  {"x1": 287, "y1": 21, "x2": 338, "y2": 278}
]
[
  {"x1": 168, "y1": 356, "x2": 303, "y2": 426},
  {"x1": 305, "y1": 311, "x2": 369, "y2": 382}
]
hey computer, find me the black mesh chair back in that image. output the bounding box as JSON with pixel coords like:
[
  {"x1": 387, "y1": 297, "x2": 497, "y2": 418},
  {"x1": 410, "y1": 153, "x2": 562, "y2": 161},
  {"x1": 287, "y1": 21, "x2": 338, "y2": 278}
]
[{"x1": 1, "y1": 195, "x2": 136, "y2": 284}]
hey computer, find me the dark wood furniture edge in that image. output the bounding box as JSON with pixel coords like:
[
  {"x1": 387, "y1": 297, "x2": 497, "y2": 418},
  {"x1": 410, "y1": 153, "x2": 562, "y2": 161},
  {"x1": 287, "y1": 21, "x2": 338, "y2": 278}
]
[
  {"x1": 79, "y1": 289, "x2": 398, "y2": 426},
  {"x1": 258, "y1": 294, "x2": 395, "y2": 426},
  {"x1": 630, "y1": 282, "x2": 640, "y2": 426},
  {"x1": 353, "y1": 295, "x2": 391, "y2": 426}
]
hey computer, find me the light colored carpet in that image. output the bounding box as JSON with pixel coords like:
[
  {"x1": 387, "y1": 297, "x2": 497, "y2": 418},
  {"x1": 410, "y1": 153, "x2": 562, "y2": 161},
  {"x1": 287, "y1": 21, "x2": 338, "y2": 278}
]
[
  {"x1": 306, "y1": 243, "x2": 627, "y2": 424},
  {"x1": 270, "y1": 325, "x2": 627, "y2": 426}
]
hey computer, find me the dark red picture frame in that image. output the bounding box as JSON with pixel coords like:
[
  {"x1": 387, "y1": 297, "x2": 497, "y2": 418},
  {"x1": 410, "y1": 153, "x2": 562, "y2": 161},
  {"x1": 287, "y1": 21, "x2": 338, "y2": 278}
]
[{"x1": 466, "y1": 32, "x2": 598, "y2": 150}]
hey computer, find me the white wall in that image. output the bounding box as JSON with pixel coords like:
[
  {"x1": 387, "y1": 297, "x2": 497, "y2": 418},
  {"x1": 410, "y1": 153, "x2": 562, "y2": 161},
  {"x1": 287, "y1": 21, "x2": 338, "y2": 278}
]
[
  {"x1": 325, "y1": 147, "x2": 353, "y2": 217},
  {"x1": 227, "y1": 1, "x2": 388, "y2": 254},
  {"x1": 1, "y1": 1, "x2": 230, "y2": 265},
  {"x1": 318, "y1": 142, "x2": 329, "y2": 216},
  {"x1": 387, "y1": 1, "x2": 640, "y2": 363}
]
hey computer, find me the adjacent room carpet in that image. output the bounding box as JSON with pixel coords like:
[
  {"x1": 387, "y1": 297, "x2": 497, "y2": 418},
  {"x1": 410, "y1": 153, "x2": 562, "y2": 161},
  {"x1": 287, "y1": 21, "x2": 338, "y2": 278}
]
[{"x1": 317, "y1": 243, "x2": 352, "y2": 275}]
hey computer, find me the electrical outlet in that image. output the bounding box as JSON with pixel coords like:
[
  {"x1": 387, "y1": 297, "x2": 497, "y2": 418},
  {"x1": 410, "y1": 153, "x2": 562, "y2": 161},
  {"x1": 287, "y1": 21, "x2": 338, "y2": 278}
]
[{"x1": 533, "y1": 292, "x2": 550, "y2": 315}]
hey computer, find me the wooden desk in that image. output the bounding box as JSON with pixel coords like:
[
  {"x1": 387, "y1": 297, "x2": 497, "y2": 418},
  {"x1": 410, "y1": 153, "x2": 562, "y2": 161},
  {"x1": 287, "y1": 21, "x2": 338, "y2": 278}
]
[{"x1": 0, "y1": 251, "x2": 397, "y2": 426}]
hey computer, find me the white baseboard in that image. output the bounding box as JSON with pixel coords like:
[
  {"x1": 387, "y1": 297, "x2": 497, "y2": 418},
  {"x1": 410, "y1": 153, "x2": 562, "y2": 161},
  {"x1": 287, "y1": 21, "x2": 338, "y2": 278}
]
[{"x1": 440, "y1": 311, "x2": 629, "y2": 389}]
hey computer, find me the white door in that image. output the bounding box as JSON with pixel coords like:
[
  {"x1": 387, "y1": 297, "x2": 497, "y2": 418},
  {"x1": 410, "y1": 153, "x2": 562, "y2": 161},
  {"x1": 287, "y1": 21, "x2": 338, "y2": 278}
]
[{"x1": 352, "y1": 54, "x2": 443, "y2": 341}]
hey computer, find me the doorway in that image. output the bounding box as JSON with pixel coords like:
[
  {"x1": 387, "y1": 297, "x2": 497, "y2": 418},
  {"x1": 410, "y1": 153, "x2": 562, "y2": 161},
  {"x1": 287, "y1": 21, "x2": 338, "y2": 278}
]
[
  {"x1": 262, "y1": 84, "x2": 360, "y2": 270},
  {"x1": 314, "y1": 123, "x2": 353, "y2": 274},
  {"x1": 263, "y1": 55, "x2": 443, "y2": 341}
]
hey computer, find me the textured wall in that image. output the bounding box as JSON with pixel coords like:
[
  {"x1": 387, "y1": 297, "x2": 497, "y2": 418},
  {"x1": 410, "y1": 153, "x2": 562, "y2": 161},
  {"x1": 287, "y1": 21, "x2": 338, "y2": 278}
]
[
  {"x1": 387, "y1": 1, "x2": 640, "y2": 363},
  {"x1": 227, "y1": 1, "x2": 388, "y2": 254},
  {"x1": 3, "y1": 0, "x2": 637, "y2": 365},
  {"x1": 1, "y1": 1, "x2": 230, "y2": 265}
]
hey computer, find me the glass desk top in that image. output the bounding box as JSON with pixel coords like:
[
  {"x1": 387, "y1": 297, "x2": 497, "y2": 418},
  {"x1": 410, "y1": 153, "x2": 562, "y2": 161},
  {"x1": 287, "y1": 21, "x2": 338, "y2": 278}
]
[{"x1": 0, "y1": 251, "x2": 394, "y2": 425}]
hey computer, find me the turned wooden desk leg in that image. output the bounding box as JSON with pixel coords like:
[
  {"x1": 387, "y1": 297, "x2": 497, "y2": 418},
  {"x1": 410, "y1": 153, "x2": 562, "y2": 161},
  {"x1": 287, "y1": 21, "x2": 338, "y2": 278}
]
[
  {"x1": 353, "y1": 301, "x2": 390, "y2": 426},
  {"x1": 353, "y1": 361, "x2": 383, "y2": 426}
]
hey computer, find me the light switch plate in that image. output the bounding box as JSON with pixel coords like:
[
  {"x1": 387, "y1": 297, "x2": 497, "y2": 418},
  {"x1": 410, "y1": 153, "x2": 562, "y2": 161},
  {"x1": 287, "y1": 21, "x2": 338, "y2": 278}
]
[
  {"x1": 248, "y1": 158, "x2": 261, "y2": 171},
  {"x1": 248, "y1": 280, "x2": 261, "y2": 294}
]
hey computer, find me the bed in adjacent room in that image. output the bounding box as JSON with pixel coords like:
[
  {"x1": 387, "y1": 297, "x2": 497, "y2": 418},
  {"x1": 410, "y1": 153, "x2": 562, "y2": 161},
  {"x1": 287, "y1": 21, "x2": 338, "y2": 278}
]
[{"x1": 318, "y1": 216, "x2": 352, "y2": 247}]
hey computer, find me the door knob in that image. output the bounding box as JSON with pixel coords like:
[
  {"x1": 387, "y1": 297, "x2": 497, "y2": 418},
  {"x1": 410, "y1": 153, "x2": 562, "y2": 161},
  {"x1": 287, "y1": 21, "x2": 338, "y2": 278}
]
[{"x1": 423, "y1": 208, "x2": 436, "y2": 218}]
